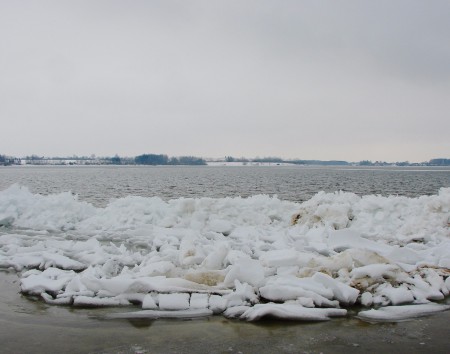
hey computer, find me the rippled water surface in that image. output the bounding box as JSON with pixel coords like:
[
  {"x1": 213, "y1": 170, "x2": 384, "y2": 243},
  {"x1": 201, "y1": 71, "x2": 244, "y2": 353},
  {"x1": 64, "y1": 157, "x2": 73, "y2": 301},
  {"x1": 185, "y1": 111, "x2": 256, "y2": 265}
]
[{"x1": 1, "y1": 165, "x2": 449, "y2": 206}]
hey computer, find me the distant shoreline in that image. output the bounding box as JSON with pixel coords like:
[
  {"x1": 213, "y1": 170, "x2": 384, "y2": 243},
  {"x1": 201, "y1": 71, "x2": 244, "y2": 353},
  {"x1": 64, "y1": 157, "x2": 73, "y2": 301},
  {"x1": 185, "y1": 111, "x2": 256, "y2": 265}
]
[
  {"x1": 1, "y1": 153, "x2": 450, "y2": 167},
  {"x1": 2, "y1": 163, "x2": 450, "y2": 170}
]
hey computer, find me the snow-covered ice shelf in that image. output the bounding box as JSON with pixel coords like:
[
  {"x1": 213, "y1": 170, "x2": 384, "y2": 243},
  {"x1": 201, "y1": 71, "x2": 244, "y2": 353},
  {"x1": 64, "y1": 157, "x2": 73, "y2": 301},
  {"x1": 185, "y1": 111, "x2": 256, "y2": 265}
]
[{"x1": 1, "y1": 185, "x2": 450, "y2": 321}]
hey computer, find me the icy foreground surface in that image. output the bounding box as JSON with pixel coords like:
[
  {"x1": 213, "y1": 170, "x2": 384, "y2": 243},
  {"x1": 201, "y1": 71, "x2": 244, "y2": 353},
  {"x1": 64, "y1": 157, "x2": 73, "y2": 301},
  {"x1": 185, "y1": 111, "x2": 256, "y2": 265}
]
[{"x1": 1, "y1": 185, "x2": 450, "y2": 321}]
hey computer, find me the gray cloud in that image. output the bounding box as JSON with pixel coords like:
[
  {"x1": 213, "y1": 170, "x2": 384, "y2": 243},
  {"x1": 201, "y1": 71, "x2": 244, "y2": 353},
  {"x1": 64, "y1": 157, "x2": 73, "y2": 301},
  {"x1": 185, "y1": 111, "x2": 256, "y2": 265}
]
[{"x1": 1, "y1": 0, "x2": 449, "y2": 162}]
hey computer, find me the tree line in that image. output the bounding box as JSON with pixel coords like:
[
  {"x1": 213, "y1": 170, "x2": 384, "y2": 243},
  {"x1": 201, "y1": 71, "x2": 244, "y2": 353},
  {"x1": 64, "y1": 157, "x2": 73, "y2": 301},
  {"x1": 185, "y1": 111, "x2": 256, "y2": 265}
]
[
  {"x1": 134, "y1": 154, "x2": 206, "y2": 165},
  {"x1": 0, "y1": 153, "x2": 207, "y2": 166},
  {"x1": 0, "y1": 155, "x2": 21, "y2": 166}
]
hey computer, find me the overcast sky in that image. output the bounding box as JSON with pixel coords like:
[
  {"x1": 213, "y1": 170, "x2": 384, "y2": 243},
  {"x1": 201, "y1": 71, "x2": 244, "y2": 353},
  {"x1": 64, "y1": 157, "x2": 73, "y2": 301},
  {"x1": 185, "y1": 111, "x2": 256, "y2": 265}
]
[{"x1": 1, "y1": 1, "x2": 449, "y2": 162}]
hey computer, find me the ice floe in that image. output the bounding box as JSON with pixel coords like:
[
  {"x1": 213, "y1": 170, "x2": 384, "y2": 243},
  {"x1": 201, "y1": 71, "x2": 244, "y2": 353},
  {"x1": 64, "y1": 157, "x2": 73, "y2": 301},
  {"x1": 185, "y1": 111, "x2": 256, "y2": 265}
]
[
  {"x1": 1, "y1": 184, "x2": 450, "y2": 321},
  {"x1": 241, "y1": 303, "x2": 348, "y2": 321},
  {"x1": 357, "y1": 303, "x2": 450, "y2": 322}
]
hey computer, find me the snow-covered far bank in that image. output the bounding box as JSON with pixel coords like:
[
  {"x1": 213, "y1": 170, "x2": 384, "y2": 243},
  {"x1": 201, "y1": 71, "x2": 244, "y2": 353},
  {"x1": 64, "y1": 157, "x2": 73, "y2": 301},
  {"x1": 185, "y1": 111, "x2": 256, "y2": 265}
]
[
  {"x1": 0, "y1": 185, "x2": 449, "y2": 321},
  {"x1": 206, "y1": 161, "x2": 296, "y2": 166}
]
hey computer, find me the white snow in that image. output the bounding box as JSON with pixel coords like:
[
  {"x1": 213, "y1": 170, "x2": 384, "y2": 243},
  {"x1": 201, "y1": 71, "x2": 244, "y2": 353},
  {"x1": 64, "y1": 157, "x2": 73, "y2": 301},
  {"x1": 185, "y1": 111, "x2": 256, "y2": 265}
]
[{"x1": 1, "y1": 184, "x2": 450, "y2": 321}]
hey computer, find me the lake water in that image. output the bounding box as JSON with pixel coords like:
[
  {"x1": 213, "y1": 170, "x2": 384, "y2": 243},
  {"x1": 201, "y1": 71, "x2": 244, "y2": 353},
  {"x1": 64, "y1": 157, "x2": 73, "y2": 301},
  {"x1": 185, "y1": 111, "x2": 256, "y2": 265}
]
[
  {"x1": 1, "y1": 165, "x2": 450, "y2": 353},
  {"x1": 1, "y1": 165, "x2": 449, "y2": 206}
]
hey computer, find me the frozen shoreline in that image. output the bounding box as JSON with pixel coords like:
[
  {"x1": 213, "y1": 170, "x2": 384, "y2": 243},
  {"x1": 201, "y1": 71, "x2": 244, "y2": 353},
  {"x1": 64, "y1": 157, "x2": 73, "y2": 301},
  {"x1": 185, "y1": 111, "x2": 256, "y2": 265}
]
[{"x1": 1, "y1": 185, "x2": 450, "y2": 322}]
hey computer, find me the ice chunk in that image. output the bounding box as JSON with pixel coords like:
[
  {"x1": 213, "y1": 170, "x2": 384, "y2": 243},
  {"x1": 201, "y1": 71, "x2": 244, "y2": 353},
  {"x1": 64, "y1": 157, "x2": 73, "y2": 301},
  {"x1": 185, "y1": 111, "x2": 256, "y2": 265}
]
[
  {"x1": 438, "y1": 257, "x2": 450, "y2": 268},
  {"x1": 445, "y1": 277, "x2": 450, "y2": 292},
  {"x1": 142, "y1": 294, "x2": 158, "y2": 309},
  {"x1": 346, "y1": 249, "x2": 391, "y2": 267},
  {"x1": 209, "y1": 294, "x2": 227, "y2": 314},
  {"x1": 328, "y1": 229, "x2": 390, "y2": 254},
  {"x1": 190, "y1": 293, "x2": 209, "y2": 309},
  {"x1": 224, "y1": 280, "x2": 258, "y2": 307},
  {"x1": 350, "y1": 264, "x2": 400, "y2": 280},
  {"x1": 21, "y1": 268, "x2": 75, "y2": 295},
  {"x1": 260, "y1": 249, "x2": 299, "y2": 267},
  {"x1": 42, "y1": 252, "x2": 86, "y2": 271},
  {"x1": 184, "y1": 270, "x2": 225, "y2": 286},
  {"x1": 377, "y1": 283, "x2": 415, "y2": 305},
  {"x1": 357, "y1": 303, "x2": 450, "y2": 322},
  {"x1": 201, "y1": 244, "x2": 228, "y2": 270},
  {"x1": 41, "y1": 292, "x2": 72, "y2": 305},
  {"x1": 223, "y1": 305, "x2": 250, "y2": 318},
  {"x1": 91, "y1": 276, "x2": 220, "y2": 296},
  {"x1": 179, "y1": 235, "x2": 204, "y2": 266},
  {"x1": 223, "y1": 258, "x2": 265, "y2": 287},
  {"x1": 263, "y1": 276, "x2": 334, "y2": 299},
  {"x1": 209, "y1": 219, "x2": 233, "y2": 235},
  {"x1": 259, "y1": 277, "x2": 339, "y2": 307},
  {"x1": 408, "y1": 273, "x2": 445, "y2": 301},
  {"x1": 387, "y1": 247, "x2": 421, "y2": 265},
  {"x1": 137, "y1": 261, "x2": 175, "y2": 277},
  {"x1": 241, "y1": 303, "x2": 347, "y2": 321},
  {"x1": 312, "y1": 272, "x2": 359, "y2": 305},
  {"x1": 422, "y1": 268, "x2": 448, "y2": 297},
  {"x1": 5, "y1": 254, "x2": 45, "y2": 271},
  {"x1": 360, "y1": 292, "x2": 373, "y2": 306},
  {"x1": 158, "y1": 293, "x2": 190, "y2": 310}
]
